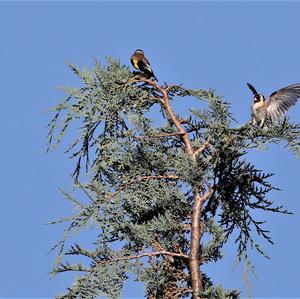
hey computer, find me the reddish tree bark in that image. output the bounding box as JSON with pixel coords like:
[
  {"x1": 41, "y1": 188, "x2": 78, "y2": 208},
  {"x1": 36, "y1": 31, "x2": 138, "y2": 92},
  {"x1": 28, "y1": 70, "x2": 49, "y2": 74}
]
[{"x1": 137, "y1": 77, "x2": 213, "y2": 298}]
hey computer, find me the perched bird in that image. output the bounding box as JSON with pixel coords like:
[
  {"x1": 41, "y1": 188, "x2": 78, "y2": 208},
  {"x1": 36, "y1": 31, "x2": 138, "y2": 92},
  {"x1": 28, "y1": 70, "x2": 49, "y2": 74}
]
[
  {"x1": 247, "y1": 82, "x2": 300, "y2": 127},
  {"x1": 131, "y1": 49, "x2": 158, "y2": 81}
]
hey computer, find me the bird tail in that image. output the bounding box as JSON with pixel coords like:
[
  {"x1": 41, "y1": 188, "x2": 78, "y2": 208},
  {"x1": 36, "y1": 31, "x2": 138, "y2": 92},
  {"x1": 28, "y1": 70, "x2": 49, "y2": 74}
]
[
  {"x1": 247, "y1": 82, "x2": 258, "y2": 95},
  {"x1": 152, "y1": 73, "x2": 158, "y2": 82},
  {"x1": 147, "y1": 69, "x2": 158, "y2": 81}
]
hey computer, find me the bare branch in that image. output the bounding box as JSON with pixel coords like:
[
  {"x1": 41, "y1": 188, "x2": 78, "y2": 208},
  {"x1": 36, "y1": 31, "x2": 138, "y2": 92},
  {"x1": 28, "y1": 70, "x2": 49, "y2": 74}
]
[
  {"x1": 134, "y1": 77, "x2": 194, "y2": 156},
  {"x1": 189, "y1": 187, "x2": 213, "y2": 298}
]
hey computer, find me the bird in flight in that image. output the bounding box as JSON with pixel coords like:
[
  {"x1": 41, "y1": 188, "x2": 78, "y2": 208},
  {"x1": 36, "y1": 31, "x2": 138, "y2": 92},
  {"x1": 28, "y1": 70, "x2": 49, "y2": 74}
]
[
  {"x1": 247, "y1": 82, "x2": 300, "y2": 127},
  {"x1": 131, "y1": 49, "x2": 158, "y2": 81}
]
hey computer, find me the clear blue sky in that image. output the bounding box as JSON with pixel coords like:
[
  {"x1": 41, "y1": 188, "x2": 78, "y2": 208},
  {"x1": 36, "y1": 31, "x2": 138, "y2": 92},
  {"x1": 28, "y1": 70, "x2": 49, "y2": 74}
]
[{"x1": 1, "y1": 1, "x2": 300, "y2": 298}]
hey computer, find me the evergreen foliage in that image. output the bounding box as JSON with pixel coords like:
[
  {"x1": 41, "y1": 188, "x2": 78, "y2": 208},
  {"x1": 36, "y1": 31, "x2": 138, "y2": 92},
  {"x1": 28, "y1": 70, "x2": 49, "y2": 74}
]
[{"x1": 47, "y1": 58, "x2": 300, "y2": 298}]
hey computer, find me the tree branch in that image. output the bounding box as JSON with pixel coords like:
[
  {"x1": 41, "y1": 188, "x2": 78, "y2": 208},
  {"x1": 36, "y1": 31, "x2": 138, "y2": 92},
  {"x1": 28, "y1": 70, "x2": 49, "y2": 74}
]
[
  {"x1": 135, "y1": 77, "x2": 216, "y2": 298},
  {"x1": 133, "y1": 131, "x2": 185, "y2": 140},
  {"x1": 193, "y1": 137, "x2": 212, "y2": 159},
  {"x1": 94, "y1": 250, "x2": 189, "y2": 268},
  {"x1": 135, "y1": 77, "x2": 194, "y2": 156},
  {"x1": 189, "y1": 188, "x2": 213, "y2": 298},
  {"x1": 107, "y1": 174, "x2": 179, "y2": 201}
]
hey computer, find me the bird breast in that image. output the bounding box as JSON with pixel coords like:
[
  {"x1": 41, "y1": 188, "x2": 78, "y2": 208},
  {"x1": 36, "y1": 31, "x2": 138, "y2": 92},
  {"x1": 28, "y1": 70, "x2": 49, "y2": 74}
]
[
  {"x1": 252, "y1": 101, "x2": 266, "y2": 111},
  {"x1": 252, "y1": 101, "x2": 266, "y2": 117},
  {"x1": 132, "y1": 59, "x2": 139, "y2": 69},
  {"x1": 252, "y1": 101, "x2": 267, "y2": 122}
]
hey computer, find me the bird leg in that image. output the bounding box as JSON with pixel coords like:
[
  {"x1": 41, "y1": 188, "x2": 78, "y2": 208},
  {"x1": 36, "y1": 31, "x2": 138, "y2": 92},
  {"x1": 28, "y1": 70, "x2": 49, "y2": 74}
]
[{"x1": 259, "y1": 117, "x2": 266, "y2": 128}]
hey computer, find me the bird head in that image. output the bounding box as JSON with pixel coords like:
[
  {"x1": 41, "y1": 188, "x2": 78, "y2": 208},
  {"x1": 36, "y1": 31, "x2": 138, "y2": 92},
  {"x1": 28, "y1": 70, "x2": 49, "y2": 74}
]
[
  {"x1": 253, "y1": 94, "x2": 265, "y2": 103},
  {"x1": 134, "y1": 49, "x2": 144, "y2": 55},
  {"x1": 247, "y1": 82, "x2": 265, "y2": 103}
]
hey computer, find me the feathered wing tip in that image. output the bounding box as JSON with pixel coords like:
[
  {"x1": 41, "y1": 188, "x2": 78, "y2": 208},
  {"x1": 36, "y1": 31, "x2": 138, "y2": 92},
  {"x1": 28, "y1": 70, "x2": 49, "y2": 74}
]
[
  {"x1": 247, "y1": 82, "x2": 258, "y2": 95},
  {"x1": 144, "y1": 64, "x2": 158, "y2": 81},
  {"x1": 266, "y1": 83, "x2": 300, "y2": 121},
  {"x1": 270, "y1": 83, "x2": 300, "y2": 97}
]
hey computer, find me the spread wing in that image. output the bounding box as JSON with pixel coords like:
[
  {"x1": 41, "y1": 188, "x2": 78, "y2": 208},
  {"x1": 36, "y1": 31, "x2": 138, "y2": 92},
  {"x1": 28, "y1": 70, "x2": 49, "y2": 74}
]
[{"x1": 266, "y1": 83, "x2": 300, "y2": 121}]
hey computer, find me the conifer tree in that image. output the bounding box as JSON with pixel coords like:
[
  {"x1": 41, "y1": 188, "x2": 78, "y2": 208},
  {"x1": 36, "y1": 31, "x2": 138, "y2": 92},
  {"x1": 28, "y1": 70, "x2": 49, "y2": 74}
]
[{"x1": 47, "y1": 58, "x2": 300, "y2": 298}]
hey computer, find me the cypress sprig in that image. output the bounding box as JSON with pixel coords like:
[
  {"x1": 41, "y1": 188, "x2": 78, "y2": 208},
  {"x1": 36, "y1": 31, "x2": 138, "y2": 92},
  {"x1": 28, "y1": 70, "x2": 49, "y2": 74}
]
[{"x1": 48, "y1": 58, "x2": 300, "y2": 298}]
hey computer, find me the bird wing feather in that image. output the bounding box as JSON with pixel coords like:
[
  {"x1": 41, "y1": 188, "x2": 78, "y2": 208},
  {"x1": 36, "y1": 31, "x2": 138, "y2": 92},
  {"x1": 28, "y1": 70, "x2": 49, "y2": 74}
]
[
  {"x1": 137, "y1": 58, "x2": 153, "y2": 74},
  {"x1": 266, "y1": 83, "x2": 300, "y2": 121}
]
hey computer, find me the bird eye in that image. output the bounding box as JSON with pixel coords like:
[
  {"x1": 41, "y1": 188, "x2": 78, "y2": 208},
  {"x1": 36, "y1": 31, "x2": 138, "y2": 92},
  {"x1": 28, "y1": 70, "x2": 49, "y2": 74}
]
[{"x1": 254, "y1": 96, "x2": 260, "y2": 103}]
